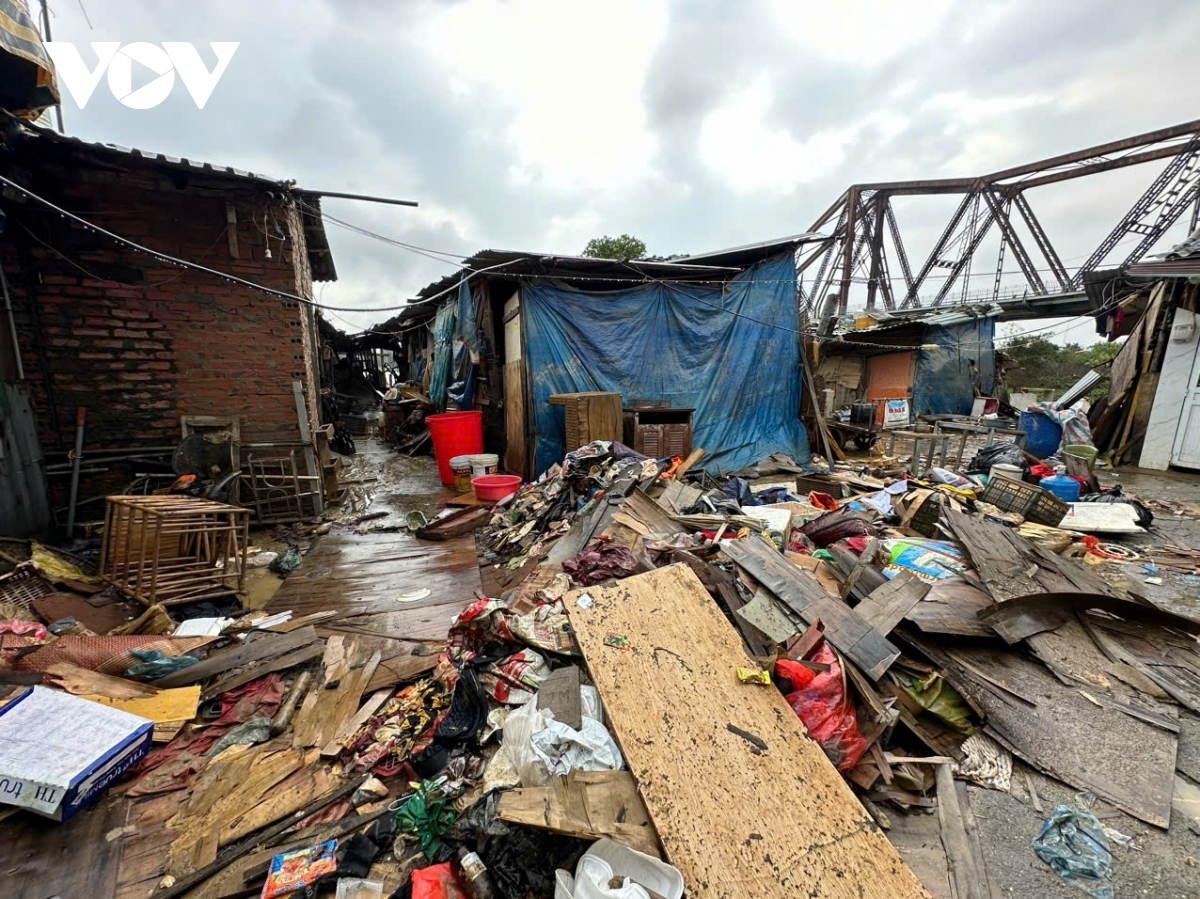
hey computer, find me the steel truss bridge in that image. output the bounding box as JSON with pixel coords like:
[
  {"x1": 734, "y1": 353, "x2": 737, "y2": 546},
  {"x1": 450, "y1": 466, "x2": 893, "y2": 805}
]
[{"x1": 800, "y1": 118, "x2": 1200, "y2": 326}]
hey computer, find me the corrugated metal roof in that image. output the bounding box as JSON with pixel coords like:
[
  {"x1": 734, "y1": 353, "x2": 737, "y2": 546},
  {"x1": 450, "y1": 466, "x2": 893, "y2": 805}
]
[
  {"x1": 17, "y1": 117, "x2": 291, "y2": 187},
  {"x1": 670, "y1": 232, "x2": 824, "y2": 267},
  {"x1": 1127, "y1": 258, "x2": 1200, "y2": 278},
  {"x1": 11, "y1": 118, "x2": 337, "y2": 281}
]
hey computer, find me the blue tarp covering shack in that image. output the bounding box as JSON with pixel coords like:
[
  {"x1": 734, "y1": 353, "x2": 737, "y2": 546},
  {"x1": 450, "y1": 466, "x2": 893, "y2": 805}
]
[
  {"x1": 913, "y1": 317, "x2": 997, "y2": 416},
  {"x1": 522, "y1": 252, "x2": 810, "y2": 475}
]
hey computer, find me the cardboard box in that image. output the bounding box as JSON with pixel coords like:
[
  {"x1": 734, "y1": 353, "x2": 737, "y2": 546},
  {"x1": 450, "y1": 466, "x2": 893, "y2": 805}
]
[{"x1": 0, "y1": 686, "x2": 153, "y2": 821}]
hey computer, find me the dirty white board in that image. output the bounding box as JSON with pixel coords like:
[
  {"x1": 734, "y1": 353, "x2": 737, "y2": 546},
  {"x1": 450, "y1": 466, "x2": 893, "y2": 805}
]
[{"x1": 566, "y1": 564, "x2": 929, "y2": 899}]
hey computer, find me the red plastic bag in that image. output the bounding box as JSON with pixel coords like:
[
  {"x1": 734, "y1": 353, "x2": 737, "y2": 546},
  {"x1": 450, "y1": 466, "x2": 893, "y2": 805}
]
[
  {"x1": 775, "y1": 646, "x2": 867, "y2": 772},
  {"x1": 412, "y1": 862, "x2": 469, "y2": 899}
]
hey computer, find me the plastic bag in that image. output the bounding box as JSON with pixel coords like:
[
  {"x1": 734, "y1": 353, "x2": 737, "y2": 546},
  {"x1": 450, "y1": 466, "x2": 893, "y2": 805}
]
[
  {"x1": 1077, "y1": 485, "x2": 1153, "y2": 528},
  {"x1": 411, "y1": 862, "x2": 469, "y2": 899},
  {"x1": 1032, "y1": 796, "x2": 1113, "y2": 899},
  {"x1": 881, "y1": 539, "x2": 968, "y2": 582},
  {"x1": 531, "y1": 717, "x2": 625, "y2": 776},
  {"x1": 925, "y1": 468, "x2": 971, "y2": 488},
  {"x1": 271, "y1": 548, "x2": 303, "y2": 574},
  {"x1": 775, "y1": 646, "x2": 866, "y2": 771},
  {"x1": 900, "y1": 673, "x2": 975, "y2": 734},
  {"x1": 503, "y1": 698, "x2": 552, "y2": 787},
  {"x1": 968, "y1": 442, "x2": 1027, "y2": 474}
]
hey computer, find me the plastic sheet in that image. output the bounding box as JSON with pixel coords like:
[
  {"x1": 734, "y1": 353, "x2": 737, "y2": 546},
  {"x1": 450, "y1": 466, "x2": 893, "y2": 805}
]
[
  {"x1": 522, "y1": 253, "x2": 809, "y2": 475},
  {"x1": 1032, "y1": 797, "x2": 1114, "y2": 899},
  {"x1": 428, "y1": 301, "x2": 457, "y2": 412}
]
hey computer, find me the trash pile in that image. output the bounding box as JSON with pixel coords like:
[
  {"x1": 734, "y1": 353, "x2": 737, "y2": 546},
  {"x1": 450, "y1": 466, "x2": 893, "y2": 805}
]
[
  {"x1": 458, "y1": 437, "x2": 1200, "y2": 895},
  {"x1": 3, "y1": 436, "x2": 1198, "y2": 898}
]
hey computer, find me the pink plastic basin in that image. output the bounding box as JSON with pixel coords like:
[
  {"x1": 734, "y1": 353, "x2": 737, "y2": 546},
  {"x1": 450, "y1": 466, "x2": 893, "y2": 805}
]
[{"x1": 472, "y1": 474, "x2": 522, "y2": 502}]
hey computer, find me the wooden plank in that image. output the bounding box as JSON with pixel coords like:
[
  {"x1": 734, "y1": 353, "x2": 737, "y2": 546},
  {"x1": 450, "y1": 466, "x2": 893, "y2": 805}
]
[
  {"x1": 672, "y1": 448, "x2": 706, "y2": 481},
  {"x1": 935, "y1": 765, "x2": 989, "y2": 899},
  {"x1": 44, "y1": 662, "x2": 160, "y2": 699},
  {"x1": 565, "y1": 564, "x2": 929, "y2": 899},
  {"x1": 292, "y1": 637, "x2": 381, "y2": 749},
  {"x1": 498, "y1": 770, "x2": 661, "y2": 857},
  {"x1": 320, "y1": 687, "x2": 394, "y2": 758},
  {"x1": 855, "y1": 571, "x2": 930, "y2": 637},
  {"x1": 200, "y1": 641, "x2": 326, "y2": 702},
  {"x1": 364, "y1": 650, "x2": 439, "y2": 693},
  {"x1": 657, "y1": 479, "x2": 704, "y2": 516},
  {"x1": 1173, "y1": 775, "x2": 1200, "y2": 835},
  {"x1": 265, "y1": 610, "x2": 339, "y2": 632},
  {"x1": 616, "y1": 489, "x2": 687, "y2": 540},
  {"x1": 154, "y1": 626, "x2": 319, "y2": 689},
  {"x1": 293, "y1": 380, "x2": 323, "y2": 514},
  {"x1": 722, "y1": 535, "x2": 901, "y2": 679}
]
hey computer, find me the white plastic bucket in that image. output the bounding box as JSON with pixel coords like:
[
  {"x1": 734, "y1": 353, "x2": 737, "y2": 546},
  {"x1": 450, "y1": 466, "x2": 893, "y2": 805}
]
[{"x1": 469, "y1": 453, "x2": 499, "y2": 478}]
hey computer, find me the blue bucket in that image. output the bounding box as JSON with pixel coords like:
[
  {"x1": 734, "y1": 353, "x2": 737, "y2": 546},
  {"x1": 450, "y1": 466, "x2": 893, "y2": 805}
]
[{"x1": 1019, "y1": 411, "x2": 1062, "y2": 460}]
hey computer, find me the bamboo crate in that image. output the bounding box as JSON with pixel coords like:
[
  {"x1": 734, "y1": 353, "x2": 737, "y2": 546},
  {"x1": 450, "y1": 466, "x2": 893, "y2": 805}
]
[{"x1": 99, "y1": 495, "x2": 250, "y2": 607}]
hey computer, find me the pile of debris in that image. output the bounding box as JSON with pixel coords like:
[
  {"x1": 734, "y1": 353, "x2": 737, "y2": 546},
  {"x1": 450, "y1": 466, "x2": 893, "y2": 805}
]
[{"x1": 3, "y1": 436, "x2": 1198, "y2": 898}]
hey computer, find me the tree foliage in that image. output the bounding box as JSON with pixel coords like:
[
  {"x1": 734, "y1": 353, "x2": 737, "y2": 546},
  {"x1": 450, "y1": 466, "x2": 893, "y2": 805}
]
[
  {"x1": 1001, "y1": 334, "x2": 1122, "y2": 395},
  {"x1": 582, "y1": 234, "x2": 647, "y2": 260}
]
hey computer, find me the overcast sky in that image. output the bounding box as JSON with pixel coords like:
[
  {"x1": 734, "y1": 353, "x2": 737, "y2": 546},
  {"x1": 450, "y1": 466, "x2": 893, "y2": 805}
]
[{"x1": 37, "y1": 0, "x2": 1200, "y2": 342}]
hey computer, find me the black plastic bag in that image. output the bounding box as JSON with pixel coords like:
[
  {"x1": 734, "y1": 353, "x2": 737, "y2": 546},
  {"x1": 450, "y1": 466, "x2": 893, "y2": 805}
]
[
  {"x1": 968, "y1": 442, "x2": 1027, "y2": 474},
  {"x1": 1078, "y1": 485, "x2": 1153, "y2": 528}
]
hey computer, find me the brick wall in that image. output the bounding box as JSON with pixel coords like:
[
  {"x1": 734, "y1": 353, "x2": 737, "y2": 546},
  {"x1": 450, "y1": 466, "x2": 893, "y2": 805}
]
[{"x1": 1, "y1": 153, "x2": 320, "y2": 504}]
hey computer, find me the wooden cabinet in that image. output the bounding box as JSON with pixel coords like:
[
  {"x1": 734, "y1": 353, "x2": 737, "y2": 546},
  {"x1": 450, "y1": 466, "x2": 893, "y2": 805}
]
[
  {"x1": 548, "y1": 392, "x2": 623, "y2": 451},
  {"x1": 623, "y1": 407, "x2": 694, "y2": 459}
]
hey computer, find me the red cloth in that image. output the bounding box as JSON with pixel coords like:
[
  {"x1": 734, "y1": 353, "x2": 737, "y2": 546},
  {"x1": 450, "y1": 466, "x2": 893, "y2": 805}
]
[{"x1": 131, "y1": 673, "x2": 286, "y2": 793}]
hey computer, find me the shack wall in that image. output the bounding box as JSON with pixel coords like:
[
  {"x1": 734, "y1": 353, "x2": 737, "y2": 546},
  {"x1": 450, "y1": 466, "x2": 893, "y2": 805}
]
[
  {"x1": 913, "y1": 318, "x2": 996, "y2": 417},
  {"x1": 1, "y1": 161, "x2": 317, "y2": 501}
]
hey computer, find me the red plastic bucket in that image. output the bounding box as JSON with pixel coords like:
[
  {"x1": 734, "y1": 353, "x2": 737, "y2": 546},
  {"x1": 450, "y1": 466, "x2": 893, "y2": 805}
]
[{"x1": 427, "y1": 411, "x2": 484, "y2": 485}]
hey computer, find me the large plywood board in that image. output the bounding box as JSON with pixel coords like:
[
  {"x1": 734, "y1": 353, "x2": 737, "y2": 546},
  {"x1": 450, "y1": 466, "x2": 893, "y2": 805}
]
[{"x1": 566, "y1": 563, "x2": 929, "y2": 899}]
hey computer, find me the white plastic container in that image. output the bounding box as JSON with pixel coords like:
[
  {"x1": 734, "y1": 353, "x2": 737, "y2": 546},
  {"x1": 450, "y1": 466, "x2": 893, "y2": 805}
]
[
  {"x1": 469, "y1": 453, "x2": 499, "y2": 478},
  {"x1": 989, "y1": 462, "x2": 1022, "y2": 482}
]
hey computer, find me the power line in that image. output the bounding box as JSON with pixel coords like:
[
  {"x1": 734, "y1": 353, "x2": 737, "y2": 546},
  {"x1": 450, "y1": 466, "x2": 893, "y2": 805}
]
[{"x1": 0, "y1": 174, "x2": 515, "y2": 314}]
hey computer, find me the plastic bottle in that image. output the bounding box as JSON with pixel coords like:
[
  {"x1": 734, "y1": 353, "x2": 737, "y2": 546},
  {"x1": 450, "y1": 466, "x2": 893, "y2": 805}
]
[
  {"x1": 1039, "y1": 472, "x2": 1081, "y2": 503},
  {"x1": 459, "y1": 850, "x2": 497, "y2": 899}
]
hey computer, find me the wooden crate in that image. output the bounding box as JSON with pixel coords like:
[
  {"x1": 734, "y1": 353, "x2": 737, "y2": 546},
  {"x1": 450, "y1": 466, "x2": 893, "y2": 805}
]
[
  {"x1": 548, "y1": 392, "x2": 623, "y2": 451},
  {"x1": 99, "y1": 496, "x2": 250, "y2": 607}
]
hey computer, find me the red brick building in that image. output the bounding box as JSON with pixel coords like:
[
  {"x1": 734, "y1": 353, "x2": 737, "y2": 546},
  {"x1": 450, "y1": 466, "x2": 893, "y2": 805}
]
[{"x1": 0, "y1": 120, "x2": 336, "y2": 531}]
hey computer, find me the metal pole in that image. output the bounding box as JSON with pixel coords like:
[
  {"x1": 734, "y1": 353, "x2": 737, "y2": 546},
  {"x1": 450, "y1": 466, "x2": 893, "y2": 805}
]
[
  {"x1": 66, "y1": 407, "x2": 86, "y2": 537},
  {"x1": 38, "y1": 0, "x2": 65, "y2": 133},
  {"x1": 0, "y1": 262, "x2": 24, "y2": 381},
  {"x1": 306, "y1": 190, "x2": 418, "y2": 208}
]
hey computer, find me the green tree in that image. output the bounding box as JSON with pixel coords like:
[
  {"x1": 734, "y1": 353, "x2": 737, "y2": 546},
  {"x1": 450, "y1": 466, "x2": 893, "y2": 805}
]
[
  {"x1": 582, "y1": 234, "x2": 647, "y2": 260},
  {"x1": 1000, "y1": 334, "x2": 1124, "y2": 398}
]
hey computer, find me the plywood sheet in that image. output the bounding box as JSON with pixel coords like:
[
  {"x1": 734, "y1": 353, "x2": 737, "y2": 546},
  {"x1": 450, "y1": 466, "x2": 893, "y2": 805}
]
[
  {"x1": 293, "y1": 636, "x2": 381, "y2": 749},
  {"x1": 566, "y1": 564, "x2": 928, "y2": 899}
]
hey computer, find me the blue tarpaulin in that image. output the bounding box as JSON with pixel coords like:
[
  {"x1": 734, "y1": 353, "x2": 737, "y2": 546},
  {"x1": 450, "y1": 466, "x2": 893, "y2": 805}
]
[
  {"x1": 913, "y1": 318, "x2": 996, "y2": 416},
  {"x1": 522, "y1": 252, "x2": 809, "y2": 474},
  {"x1": 428, "y1": 300, "x2": 456, "y2": 411}
]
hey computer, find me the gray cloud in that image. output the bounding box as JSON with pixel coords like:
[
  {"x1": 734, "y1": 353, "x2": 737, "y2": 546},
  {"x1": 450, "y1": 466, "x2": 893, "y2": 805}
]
[{"x1": 40, "y1": 0, "x2": 1200, "y2": 332}]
